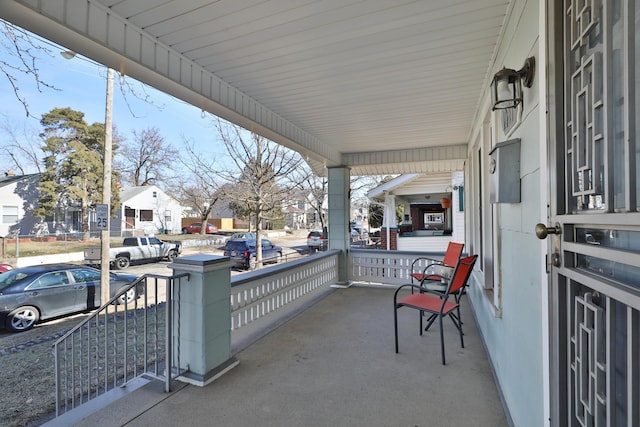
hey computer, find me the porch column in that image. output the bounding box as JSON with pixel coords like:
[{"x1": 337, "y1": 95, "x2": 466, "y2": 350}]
[
  {"x1": 170, "y1": 255, "x2": 238, "y2": 386},
  {"x1": 381, "y1": 194, "x2": 397, "y2": 250},
  {"x1": 327, "y1": 166, "x2": 350, "y2": 284}
]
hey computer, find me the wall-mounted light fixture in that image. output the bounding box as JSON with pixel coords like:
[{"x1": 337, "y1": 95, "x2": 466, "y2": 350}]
[
  {"x1": 491, "y1": 57, "x2": 535, "y2": 110},
  {"x1": 60, "y1": 50, "x2": 76, "y2": 60}
]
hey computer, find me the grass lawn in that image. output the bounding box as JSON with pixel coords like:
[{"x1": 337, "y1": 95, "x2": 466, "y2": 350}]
[
  {"x1": 0, "y1": 315, "x2": 91, "y2": 426},
  {"x1": 1, "y1": 233, "x2": 215, "y2": 259},
  {"x1": 0, "y1": 304, "x2": 167, "y2": 427}
]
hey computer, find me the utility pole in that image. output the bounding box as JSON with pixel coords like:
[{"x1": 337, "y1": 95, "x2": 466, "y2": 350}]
[
  {"x1": 100, "y1": 68, "x2": 114, "y2": 305},
  {"x1": 61, "y1": 51, "x2": 115, "y2": 305}
]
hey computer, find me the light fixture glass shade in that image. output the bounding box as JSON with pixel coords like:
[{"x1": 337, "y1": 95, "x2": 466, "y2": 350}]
[
  {"x1": 491, "y1": 68, "x2": 522, "y2": 110},
  {"x1": 60, "y1": 50, "x2": 76, "y2": 60},
  {"x1": 491, "y1": 57, "x2": 535, "y2": 111}
]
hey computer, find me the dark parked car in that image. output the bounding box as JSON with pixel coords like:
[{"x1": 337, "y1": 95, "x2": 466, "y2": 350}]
[
  {"x1": 223, "y1": 238, "x2": 283, "y2": 270},
  {"x1": 0, "y1": 264, "x2": 141, "y2": 332},
  {"x1": 182, "y1": 222, "x2": 218, "y2": 234}
]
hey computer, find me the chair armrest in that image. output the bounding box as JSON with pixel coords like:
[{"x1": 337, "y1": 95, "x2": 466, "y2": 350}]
[
  {"x1": 394, "y1": 283, "x2": 446, "y2": 302},
  {"x1": 410, "y1": 257, "x2": 443, "y2": 270},
  {"x1": 410, "y1": 258, "x2": 444, "y2": 284},
  {"x1": 421, "y1": 263, "x2": 453, "y2": 279},
  {"x1": 394, "y1": 283, "x2": 424, "y2": 302}
]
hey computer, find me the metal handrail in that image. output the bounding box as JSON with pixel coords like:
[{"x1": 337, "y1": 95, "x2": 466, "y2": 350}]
[{"x1": 53, "y1": 272, "x2": 188, "y2": 417}]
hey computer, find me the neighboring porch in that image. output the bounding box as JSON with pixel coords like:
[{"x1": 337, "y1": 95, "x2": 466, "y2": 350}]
[{"x1": 367, "y1": 172, "x2": 465, "y2": 253}]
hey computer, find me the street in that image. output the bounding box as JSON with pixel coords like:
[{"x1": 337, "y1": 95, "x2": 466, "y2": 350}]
[{"x1": 0, "y1": 233, "x2": 311, "y2": 339}]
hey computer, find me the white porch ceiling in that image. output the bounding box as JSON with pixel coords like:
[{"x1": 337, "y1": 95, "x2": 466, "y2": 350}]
[{"x1": 1, "y1": 0, "x2": 511, "y2": 175}]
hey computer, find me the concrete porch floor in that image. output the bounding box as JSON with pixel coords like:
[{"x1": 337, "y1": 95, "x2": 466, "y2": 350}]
[{"x1": 63, "y1": 286, "x2": 508, "y2": 427}]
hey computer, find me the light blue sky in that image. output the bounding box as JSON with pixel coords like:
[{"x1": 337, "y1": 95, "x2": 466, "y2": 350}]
[{"x1": 0, "y1": 28, "x2": 227, "y2": 174}]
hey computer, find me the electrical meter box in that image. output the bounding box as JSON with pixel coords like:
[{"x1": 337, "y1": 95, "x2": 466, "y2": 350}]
[{"x1": 489, "y1": 138, "x2": 521, "y2": 203}]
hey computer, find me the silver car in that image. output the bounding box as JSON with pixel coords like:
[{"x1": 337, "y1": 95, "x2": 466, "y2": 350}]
[
  {"x1": 227, "y1": 232, "x2": 256, "y2": 240},
  {"x1": 0, "y1": 264, "x2": 141, "y2": 332},
  {"x1": 307, "y1": 230, "x2": 328, "y2": 251}
]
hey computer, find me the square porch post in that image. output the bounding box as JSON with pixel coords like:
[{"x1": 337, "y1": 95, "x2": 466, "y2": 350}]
[
  {"x1": 327, "y1": 166, "x2": 350, "y2": 284},
  {"x1": 170, "y1": 255, "x2": 239, "y2": 386}
]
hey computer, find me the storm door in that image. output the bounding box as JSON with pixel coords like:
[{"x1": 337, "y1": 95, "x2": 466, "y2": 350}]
[{"x1": 548, "y1": 1, "x2": 640, "y2": 426}]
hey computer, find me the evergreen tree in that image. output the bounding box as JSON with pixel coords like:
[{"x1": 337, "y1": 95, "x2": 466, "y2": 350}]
[{"x1": 36, "y1": 107, "x2": 120, "y2": 238}]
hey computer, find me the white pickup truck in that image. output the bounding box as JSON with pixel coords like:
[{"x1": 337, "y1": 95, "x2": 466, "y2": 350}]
[{"x1": 84, "y1": 236, "x2": 182, "y2": 270}]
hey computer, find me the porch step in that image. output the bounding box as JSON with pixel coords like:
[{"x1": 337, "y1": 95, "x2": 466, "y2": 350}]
[{"x1": 42, "y1": 376, "x2": 187, "y2": 427}]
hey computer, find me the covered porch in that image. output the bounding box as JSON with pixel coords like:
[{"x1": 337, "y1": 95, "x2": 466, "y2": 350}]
[
  {"x1": 8, "y1": 2, "x2": 640, "y2": 426},
  {"x1": 60, "y1": 280, "x2": 507, "y2": 427}
]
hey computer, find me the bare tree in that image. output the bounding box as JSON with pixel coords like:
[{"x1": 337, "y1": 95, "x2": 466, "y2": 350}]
[
  {"x1": 116, "y1": 127, "x2": 180, "y2": 187},
  {"x1": 218, "y1": 121, "x2": 301, "y2": 267},
  {"x1": 174, "y1": 139, "x2": 222, "y2": 235},
  {"x1": 177, "y1": 181, "x2": 222, "y2": 235},
  {"x1": 289, "y1": 164, "x2": 328, "y2": 230},
  {"x1": 183, "y1": 119, "x2": 301, "y2": 267},
  {"x1": 0, "y1": 115, "x2": 42, "y2": 174},
  {"x1": 0, "y1": 20, "x2": 58, "y2": 117}
]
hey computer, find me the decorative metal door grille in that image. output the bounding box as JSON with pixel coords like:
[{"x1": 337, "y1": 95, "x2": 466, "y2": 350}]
[
  {"x1": 556, "y1": 1, "x2": 640, "y2": 426},
  {"x1": 571, "y1": 292, "x2": 606, "y2": 426},
  {"x1": 565, "y1": 0, "x2": 605, "y2": 210}
]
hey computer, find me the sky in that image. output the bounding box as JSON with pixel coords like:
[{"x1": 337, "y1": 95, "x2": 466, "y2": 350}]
[{"x1": 0, "y1": 24, "x2": 227, "y2": 175}]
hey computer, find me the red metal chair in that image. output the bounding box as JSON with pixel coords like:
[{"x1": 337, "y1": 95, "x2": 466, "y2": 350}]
[
  {"x1": 394, "y1": 254, "x2": 477, "y2": 365},
  {"x1": 409, "y1": 241, "x2": 464, "y2": 291},
  {"x1": 410, "y1": 242, "x2": 467, "y2": 330}
]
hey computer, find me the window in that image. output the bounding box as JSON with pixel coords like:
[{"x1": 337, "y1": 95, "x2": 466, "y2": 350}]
[
  {"x1": 139, "y1": 210, "x2": 153, "y2": 221},
  {"x1": 29, "y1": 272, "x2": 70, "y2": 289},
  {"x1": 70, "y1": 268, "x2": 101, "y2": 283},
  {"x1": 2, "y1": 206, "x2": 18, "y2": 224},
  {"x1": 423, "y1": 212, "x2": 444, "y2": 224}
]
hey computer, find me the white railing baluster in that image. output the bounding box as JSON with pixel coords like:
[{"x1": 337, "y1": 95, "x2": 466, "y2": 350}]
[{"x1": 230, "y1": 252, "x2": 339, "y2": 332}]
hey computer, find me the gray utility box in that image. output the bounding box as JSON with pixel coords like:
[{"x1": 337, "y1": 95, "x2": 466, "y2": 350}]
[{"x1": 489, "y1": 138, "x2": 521, "y2": 203}]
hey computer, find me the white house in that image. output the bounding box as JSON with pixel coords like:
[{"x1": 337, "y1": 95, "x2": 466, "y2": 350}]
[
  {"x1": 0, "y1": 172, "x2": 42, "y2": 237},
  {"x1": 115, "y1": 185, "x2": 182, "y2": 236}
]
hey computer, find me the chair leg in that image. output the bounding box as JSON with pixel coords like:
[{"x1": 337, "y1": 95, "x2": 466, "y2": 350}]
[
  {"x1": 439, "y1": 314, "x2": 446, "y2": 365},
  {"x1": 394, "y1": 305, "x2": 399, "y2": 353},
  {"x1": 424, "y1": 312, "x2": 438, "y2": 332},
  {"x1": 450, "y1": 312, "x2": 465, "y2": 349},
  {"x1": 454, "y1": 292, "x2": 464, "y2": 328},
  {"x1": 455, "y1": 305, "x2": 463, "y2": 332}
]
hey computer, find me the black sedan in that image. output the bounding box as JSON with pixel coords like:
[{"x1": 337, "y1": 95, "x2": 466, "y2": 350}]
[{"x1": 0, "y1": 264, "x2": 141, "y2": 332}]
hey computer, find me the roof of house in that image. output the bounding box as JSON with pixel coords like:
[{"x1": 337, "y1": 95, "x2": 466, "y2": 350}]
[
  {"x1": 366, "y1": 172, "x2": 457, "y2": 204},
  {"x1": 366, "y1": 174, "x2": 421, "y2": 200},
  {"x1": 0, "y1": 173, "x2": 40, "y2": 188},
  {"x1": 120, "y1": 185, "x2": 156, "y2": 202},
  {"x1": 120, "y1": 185, "x2": 181, "y2": 210},
  {"x1": 284, "y1": 205, "x2": 303, "y2": 213}
]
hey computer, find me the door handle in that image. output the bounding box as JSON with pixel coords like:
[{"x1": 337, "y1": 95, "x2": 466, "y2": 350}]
[{"x1": 535, "y1": 223, "x2": 561, "y2": 240}]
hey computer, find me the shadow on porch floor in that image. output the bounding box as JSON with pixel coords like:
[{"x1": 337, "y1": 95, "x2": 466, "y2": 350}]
[{"x1": 63, "y1": 286, "x2": 507, "y2": 427}]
